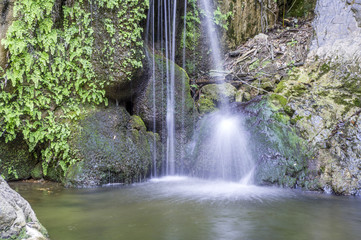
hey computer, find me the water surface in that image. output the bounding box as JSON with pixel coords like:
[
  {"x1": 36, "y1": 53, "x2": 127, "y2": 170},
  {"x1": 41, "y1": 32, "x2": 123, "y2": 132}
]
[{"x1": 10, "y1": 177, "x2": 361, "y2": 240}]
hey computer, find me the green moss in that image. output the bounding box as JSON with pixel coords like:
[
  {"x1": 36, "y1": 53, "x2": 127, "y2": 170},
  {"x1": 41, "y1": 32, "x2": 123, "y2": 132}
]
[
  {"x1": 284, "y1": 105, "x2": 295, "y2": 117},
  {"x1": 31, "y1": 163, "x2": 43, "y2": 180},
  {"x1": 291, "y1": 84, "x2": 307, "y2": 96},
  {"x1": 290, "y1": 115, "x2": 304, "y2": 125},
  {"x1": 274, "y1": 80, "x2": 288, "y2": 93},
  {"x1": 353, "y1": 98, "x2": 361, "y2": 107},
  {"x1": 198, "y1": 98, "x2": 216, "y2": 114},
  {"x1": 270, "y1": 94, "x2": 288, "y2": 107},
  {"x1": 320, "y1": 63, "x2": 331, "y2": 73},
  {"x1": 130, "y1": 115, "x2": 147, "y2": 131},
  {"x1": 0, "y1": 0, "x2": 149, "y2": 178}
]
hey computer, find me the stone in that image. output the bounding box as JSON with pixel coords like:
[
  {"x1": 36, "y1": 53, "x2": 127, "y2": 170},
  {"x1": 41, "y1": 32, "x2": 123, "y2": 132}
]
[
  {"x1": 0, "y1": 176, "x2": 48, "y2": 240},
  {"x1": 200, "y1": 83, "x2": 237, "y2": 103},
  {"x1": 197, "y1": 83, "x2": 237, "y2": 113},
  {"x1": 235, "y1": 90, "x2": 244, "y2": 102},
  {"x1": 309, "y1": 0, "x2": 361, "y2": 62},
  {"x1": 243, "y1": 92, "x2": 251, "y2": 101},
  {"x1": 134, "y1": 53, "x2": 197, "y2": 163},
  {"x1": 351, "y1": 2, "x2": 361, "y2": 27},
  {"x1": 240, "y1": 98, "x2": 311, "y2": 188},
  {"x1": 64, "y1": 104, "x2": 161, "y2": 187},
  {"x1": 273, "y1": 62, "x2": 361, "y2": 195},
  {"x1": 0, "y1": 137, "x2": 37, "y2": 181}
]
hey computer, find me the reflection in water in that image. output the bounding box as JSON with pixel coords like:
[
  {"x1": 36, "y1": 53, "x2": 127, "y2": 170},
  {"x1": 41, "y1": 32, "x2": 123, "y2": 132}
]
[{"x1": 9, "y1": 178, "x2": 361, "y2": 240}]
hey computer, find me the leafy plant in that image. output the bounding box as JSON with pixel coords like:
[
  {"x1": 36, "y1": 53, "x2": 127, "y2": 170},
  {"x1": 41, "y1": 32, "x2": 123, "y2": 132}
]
[
  {"x1": 213, "y1": 5, "x2": 233, "y2": 30},
  {"x1": 0, "y1": 0, "x2": 148, "y2": 176}
]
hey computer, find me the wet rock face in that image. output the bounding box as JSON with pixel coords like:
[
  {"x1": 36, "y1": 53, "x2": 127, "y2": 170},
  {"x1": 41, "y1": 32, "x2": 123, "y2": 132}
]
[
  {"x1": 348, "y1": 0, "x2": 361, "y2": 26},
  {"x1": 309, "y1": 0, "x2": 361, "y2": 61},
  {"x1": 134, "y1": 53, "x2": 197, "y2": 165},
  {"x1": 85, "y1": 1, "x2": 147, "y2": 102},
  {"x1": 240, "y1": 99, "x2": 312, "y2": 188},
  {"x1": 0, "y1": 177, "x2": 48, "y2": 240},
  {"x1": 65, "y1": 105, "x2": 161, "y2": 187}
]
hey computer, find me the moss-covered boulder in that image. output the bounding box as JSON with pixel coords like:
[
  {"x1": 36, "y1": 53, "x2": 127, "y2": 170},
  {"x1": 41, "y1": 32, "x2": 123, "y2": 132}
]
[
  {"x1": 197, "y1": 83, "x2": 237, "y2": 114},
  {"x1": 134, "y1": 52, "x2": 197, "y2": 164},
  {"x1": 241, "y1": 98, "x2": 313, "y2": 188},
  {"x1": 64, "y1": 104, "x2": 161, "y2": 187},
  {"x1": 0, "y1": 137, "x2": 37, "y2": 181}
]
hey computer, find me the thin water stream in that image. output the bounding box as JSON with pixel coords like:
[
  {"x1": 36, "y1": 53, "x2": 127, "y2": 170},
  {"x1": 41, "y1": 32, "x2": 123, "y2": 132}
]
[{"x1": 9, "y1": 179, "x2": 361, "y2": 240}]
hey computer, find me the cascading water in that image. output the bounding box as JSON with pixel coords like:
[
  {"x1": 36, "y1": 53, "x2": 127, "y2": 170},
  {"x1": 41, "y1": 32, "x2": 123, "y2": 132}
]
[
  {"x1": 190, "y1": 0, "x2": 255, "y2": 183},
  {"x1": 145, "y1": 0, "x2": 182, "y2": 176},
  {"x1": 146, "y1": 0, "x2": 255, "y2": 182}
]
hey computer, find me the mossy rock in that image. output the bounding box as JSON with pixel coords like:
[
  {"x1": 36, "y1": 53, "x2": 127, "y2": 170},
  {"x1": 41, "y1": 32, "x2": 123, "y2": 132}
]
[
  {"x1": 64, "y1": 104, "x2": 161, "y2": 187},
  {"x1": 85, "y1": 1, "x2": 148, "y2": 102},
  {"x1": 134, "y1": 52, "x2": 197, "y2": 163},
  {"x1": 31, "y1": 163, "x2": 43, "y2": 180},
  {"x1": 0, "y1": 137, "x2": 37, "y2": 181},
  {"x1": 197, "y1": 83, "x2": 237, "y2": 114},
  {"x1": 242, "y1": 97, "x2": 312, "y2": 188},
  {"x1": 198, "y1": 98, "x2": 216, "y2": 114}
]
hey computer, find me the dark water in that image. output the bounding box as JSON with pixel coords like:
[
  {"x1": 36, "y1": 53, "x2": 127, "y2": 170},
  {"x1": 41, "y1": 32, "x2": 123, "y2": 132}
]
[{"x1": 10, "y1": 177, "x2": 361, "y2": 240}]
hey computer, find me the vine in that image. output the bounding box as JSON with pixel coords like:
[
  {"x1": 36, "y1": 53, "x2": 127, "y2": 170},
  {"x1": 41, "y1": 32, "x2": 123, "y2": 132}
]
[{"x1": 0, "y1": 0, "x2": 148, "y2": 176}]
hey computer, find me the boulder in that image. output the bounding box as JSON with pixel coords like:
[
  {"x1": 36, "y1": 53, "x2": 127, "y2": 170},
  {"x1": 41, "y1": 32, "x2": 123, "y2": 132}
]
[
  {"x1": 134, "y1": 53, "x2": 197, "y2": 165},
  {"x1": 0, "y1": 137, "x2": 37, "y2": 181},
  {"x1": 241, "y1": 98, "x2": 312, "y2": 188},
  {"x1": 309, "y1": 0, "x2": 361, "y2": 62},
  {"x1": 64, "y1": 104, "x2": 161, "y2": 187},
  {"x1": 197, "y1": 83, "x2": 237, "y2": 114},
  {"x1": 0, "y1": 176, "x2": 48, "y2": 240},
  {"x1": 348, "y1": 0, "x2": 361, "y2": 27}
]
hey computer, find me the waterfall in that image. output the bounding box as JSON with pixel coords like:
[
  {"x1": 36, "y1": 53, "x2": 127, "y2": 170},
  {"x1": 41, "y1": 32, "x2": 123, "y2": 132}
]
[
  {"x1": 146, "y1": 0, "x2": 184, "y2": 176},
  {"x1": 192, "y1": 0, "x2": 255, "y2": 183},
  {"x1": 146, "y1": 0, "x2": 254, "y2": 183}
]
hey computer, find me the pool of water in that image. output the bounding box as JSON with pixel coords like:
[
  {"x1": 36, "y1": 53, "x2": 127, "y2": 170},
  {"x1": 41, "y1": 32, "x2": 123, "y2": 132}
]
[{"x1": 9, "y1": 177, "x2": 361, "y2": 240}]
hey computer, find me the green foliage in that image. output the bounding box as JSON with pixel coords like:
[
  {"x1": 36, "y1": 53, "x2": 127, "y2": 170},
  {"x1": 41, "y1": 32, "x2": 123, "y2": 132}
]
[
  {"x1": 181, "y1": 0, "x2": 201, "y2": 52},
  {"x1": 213, "y1": 4, "x2": 233, "y2": 30},
  {"x1": 0, "y1": 0, "x2": 148, "y2": 176},
  {"x1": 98, "y1": 0, "x2": 148, "y2": 80}
]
